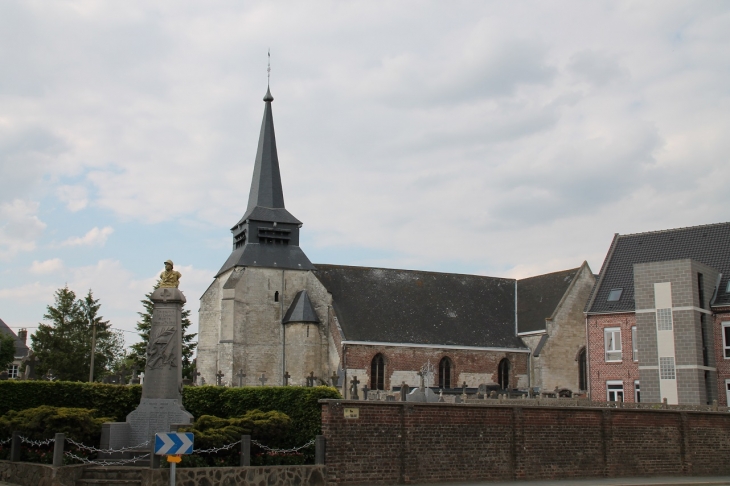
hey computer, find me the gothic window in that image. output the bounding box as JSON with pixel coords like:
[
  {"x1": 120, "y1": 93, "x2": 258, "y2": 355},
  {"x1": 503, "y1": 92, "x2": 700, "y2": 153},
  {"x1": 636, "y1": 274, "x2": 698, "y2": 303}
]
[
  {"x1": 439, "y1": 357, "x2": 452, "y2": 389},
  {"x1": 370, "y1": 354, "x2": 385, "y2": 390},
  {"x1": 498, "y1": 358, "x2": 510, "y2": 390},
  {"x1": 578, "y1": 347, "x2": 587, "y2": 391},
  {"x1": 274, "y1": 291, "x2": 279, "y2": 302}
]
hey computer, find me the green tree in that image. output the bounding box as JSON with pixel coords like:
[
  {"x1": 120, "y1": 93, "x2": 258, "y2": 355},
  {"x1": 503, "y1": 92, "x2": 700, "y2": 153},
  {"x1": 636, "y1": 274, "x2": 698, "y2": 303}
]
[
  {"x1": 131, "y1": 284, "x2": 197, "y2": 379},
  {"x1": 0, "y1": 332, "x2": 15, "y2": 371},
  {"x1": 31, "y1": 287, "x2": 124, "y2": 382}
]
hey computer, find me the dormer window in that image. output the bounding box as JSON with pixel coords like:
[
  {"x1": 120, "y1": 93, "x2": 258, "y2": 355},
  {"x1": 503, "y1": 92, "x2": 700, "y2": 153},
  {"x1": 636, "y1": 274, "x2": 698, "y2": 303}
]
[{"x1": 607, "y1": 288, "x2": 623, "y2": 302}]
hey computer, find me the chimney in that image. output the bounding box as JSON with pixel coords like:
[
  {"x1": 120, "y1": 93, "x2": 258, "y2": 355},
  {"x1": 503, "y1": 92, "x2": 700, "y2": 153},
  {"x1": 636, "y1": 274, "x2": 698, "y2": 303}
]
[{"x1": 17, "y1": 328, "x2": 27, "y2": 344}]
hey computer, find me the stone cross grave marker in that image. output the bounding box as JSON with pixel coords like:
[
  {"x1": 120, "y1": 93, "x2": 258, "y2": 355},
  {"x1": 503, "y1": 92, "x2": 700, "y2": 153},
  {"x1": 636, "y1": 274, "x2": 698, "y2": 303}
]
[
  {"x1": 330, "y1": 371, "x2": 339, "y2": 387},
  {"x1": 236, "y1": 369, "x2": 246, "y2": 387},
  {"x1": 22, "y1": 351, "x2": 37, "y2": 380},
  {"x1": 258, "y1": 373, "x2": 268, "y2": 386},
  {"x1": 350, "y1": 376, "x2": 360, "y2": 399},
  {"x1": 399, "y1": 381, "x2": 409, "y2": 401},
  {"x1": 420, "y1": 360, "x2": 435, "y2": 388},
  {"x1": 306, "y1": 371, "x2": 315, "y2": 387},
  {"x1": 283, "y1": 371, "x2": 290, "y2": 386},
  {"x1": 193, "y1": 369, "x2": 201, "y2": 385},
  {"x1": 362, "y1": 384, "x2": 370, "y2": 400},
  {"x1": 216, "y1": 370, "x2": 225, "y2": 386}
]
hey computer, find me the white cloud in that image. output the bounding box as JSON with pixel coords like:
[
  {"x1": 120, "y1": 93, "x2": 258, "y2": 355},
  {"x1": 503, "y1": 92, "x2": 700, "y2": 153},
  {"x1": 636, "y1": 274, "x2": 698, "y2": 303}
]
[
  {"x1": 0, "y1": 282, "x2": 56, "y2": 303},
  {"x1": 61, "y1": 226, "x2": 114, "y2": 247},
  {"x1": 0, "y1": 199, "x2": 46, "y2": 260},
  {"x1": 30, "y1": 258, "x2": 64, "y2": 274},
  {"x1": 56, "y1": 185, "x2": 88, "y2": 211}
]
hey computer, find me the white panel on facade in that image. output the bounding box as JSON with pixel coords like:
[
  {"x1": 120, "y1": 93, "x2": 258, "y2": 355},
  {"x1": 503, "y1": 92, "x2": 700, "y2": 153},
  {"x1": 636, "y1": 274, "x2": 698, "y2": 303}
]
[{"x1": 654, "y1": 282, "x2": 677, "y2": 404}]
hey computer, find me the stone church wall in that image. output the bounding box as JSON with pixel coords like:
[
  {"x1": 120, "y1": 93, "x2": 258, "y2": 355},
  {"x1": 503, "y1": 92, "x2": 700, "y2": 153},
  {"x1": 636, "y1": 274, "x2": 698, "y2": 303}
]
[
  {"x1": 343, "y1": 344, "x2": 528, "y2": 390},
  {"x1": 321, "y1": 400, "x2": 730, "y2": 485},
  {"x1": 536, "y1": 264, "x2": 595, "y2": 393}
]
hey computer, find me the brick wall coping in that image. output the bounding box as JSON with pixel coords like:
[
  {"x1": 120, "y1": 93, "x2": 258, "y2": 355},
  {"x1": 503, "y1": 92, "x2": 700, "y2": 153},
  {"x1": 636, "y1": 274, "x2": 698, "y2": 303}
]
[{"x1": 319, "y1": 398, "x2": 730, "y2": 415}]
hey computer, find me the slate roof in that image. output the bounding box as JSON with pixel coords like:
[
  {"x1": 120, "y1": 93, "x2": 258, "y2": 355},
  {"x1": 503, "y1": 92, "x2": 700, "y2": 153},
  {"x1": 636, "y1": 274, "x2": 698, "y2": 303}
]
[
  {"x1": 0, "y1": 318, "x2": 29, "y2": 359},
  {"x1": 283, "y1": 290, "x2": 320, "y2": 324},
  {"x1": 586, "y1": 222, "x2": 730, "y2": 314},
  {"x1": 517, "y1": 267, "x2": 580, "y2": 334},
  {"x1": 313, "y1": 264, "x2": 526, "y2": 349}
]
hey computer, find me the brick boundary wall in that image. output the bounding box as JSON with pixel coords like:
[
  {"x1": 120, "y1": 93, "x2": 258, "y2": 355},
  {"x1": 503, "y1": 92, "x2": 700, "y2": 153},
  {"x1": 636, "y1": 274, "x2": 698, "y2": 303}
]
[{"x1": 320, "y1": 400, "x2": 730, "y2": 485}]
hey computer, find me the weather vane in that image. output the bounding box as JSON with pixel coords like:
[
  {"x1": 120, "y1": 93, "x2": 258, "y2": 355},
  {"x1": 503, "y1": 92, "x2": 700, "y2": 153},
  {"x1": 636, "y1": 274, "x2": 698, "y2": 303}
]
[{"x1": 267, "y1": 49, "x2": 271, "y2": 85}]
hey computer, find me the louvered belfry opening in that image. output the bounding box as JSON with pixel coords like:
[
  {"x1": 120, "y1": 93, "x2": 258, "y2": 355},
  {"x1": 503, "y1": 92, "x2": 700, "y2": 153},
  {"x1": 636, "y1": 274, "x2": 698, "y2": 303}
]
[{"x1": 370, "y1": 353, "x2": 385, "y2": 390}]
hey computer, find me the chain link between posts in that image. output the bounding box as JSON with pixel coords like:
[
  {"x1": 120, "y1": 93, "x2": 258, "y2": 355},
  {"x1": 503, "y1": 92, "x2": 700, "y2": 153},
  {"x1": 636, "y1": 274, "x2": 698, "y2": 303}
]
[
  {"x1": 19, "y1": 435, "x2": 55, "y2": 446},
  {"x1": 64, "y1": 451, "x2": 151, "y2": 466},
  {"x1": 250, "y1": 438, "x2": 315, "y2": 454},
  {"x1": 66, "y1": 437, "x2": 150, "y2": 454},
  {"x1": 194, "y1": 439, "x2": 242, "y2": 454},
  {"x1": 0, "y1": 437, "x2": 11, "y2": 446}
]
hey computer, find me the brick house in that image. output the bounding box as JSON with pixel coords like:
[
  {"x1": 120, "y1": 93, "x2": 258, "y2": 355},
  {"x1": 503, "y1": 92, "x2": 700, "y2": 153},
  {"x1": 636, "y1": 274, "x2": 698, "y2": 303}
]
[
  {"x1": 584, "y1": 222, "x2": 730, "y2": 405},
  {"x1": 196, "y1": 85, "x2": 592, "y2": 395}
]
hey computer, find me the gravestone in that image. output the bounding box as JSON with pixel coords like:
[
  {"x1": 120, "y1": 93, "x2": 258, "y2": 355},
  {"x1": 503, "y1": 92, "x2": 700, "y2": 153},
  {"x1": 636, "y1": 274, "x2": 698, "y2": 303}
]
[
  {"x1": 0, "y1": 370, "x2": 8, "y2": 380},
  {"x1": 103, "y1": 282, "x2": 193, "y2": 453},
  {"x1": 22, "y1": 351, "x2": 37, "y2": 380},
  {"x1": 349, "y1": 376, "x2": 360, "y2": 399},
  {"x1": 406, "y1": 387, "x2": 438, "y2": 403},
  {"x1": 283, "y1": 371, "x2": 291, "y2": 386},
  {"x1": 367, "y1": 390, "x2": 380, "y2": 401},
  {"x1": 399, "y1": 382, "x2": 409, "y2": 401}
]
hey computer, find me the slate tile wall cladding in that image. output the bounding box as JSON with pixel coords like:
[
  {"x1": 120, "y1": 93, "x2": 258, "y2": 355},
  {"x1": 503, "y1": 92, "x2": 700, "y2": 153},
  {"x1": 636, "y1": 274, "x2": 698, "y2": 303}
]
[
  {"x1": 586, "y1": 314, "x2": 639, "y2": 402},
  {"x1": 321, "y1": 401, "x2": 730, "y2": 485},
  {"x1": 343, "y1": 344, "x2": 528, "y2": 391}
]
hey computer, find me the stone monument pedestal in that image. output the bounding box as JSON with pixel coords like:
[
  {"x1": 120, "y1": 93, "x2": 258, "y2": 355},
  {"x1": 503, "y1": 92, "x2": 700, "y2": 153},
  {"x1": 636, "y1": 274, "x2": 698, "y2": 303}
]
[{"x1": 102, "y1": 287, "x2": 193, "y2": 458}]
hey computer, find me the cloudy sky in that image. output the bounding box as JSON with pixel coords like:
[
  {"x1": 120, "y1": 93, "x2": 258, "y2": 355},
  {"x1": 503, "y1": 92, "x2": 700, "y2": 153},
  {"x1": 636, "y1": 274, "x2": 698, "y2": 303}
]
[{"x1": 1, "y1": 1, "x2": 729, "y2": 350}]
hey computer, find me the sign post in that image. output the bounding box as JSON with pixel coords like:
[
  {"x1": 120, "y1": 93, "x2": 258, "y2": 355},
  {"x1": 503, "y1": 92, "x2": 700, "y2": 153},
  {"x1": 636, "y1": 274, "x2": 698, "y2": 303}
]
[{"x1": 155, "y1": 433, "x2": 194, "y2": 486}]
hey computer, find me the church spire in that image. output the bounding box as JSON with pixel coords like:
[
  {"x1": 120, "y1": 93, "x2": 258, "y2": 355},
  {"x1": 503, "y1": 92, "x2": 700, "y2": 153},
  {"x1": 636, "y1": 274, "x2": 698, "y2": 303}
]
[{"x1": 245, "y1": 86, "x2": 284, "y2": 212}]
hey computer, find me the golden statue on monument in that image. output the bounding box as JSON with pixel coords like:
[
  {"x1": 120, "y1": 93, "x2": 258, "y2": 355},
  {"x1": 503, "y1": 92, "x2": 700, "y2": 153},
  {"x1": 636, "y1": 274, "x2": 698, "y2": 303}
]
[{"x1": 159, "y1": 260, "x2": 182, "y2": 288}]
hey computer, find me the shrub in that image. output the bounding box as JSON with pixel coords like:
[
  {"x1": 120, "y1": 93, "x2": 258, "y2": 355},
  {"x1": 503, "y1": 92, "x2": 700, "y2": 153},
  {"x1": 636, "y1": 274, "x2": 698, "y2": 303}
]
[{"x1": 0, "y1": 406, "x2": 111, "y2": 444}]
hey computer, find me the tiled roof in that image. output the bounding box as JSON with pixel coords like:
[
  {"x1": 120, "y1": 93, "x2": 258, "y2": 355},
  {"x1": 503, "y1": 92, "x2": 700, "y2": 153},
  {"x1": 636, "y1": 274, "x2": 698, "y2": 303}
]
[
  {"x1": 586, "y1": 222, "x2": 730, "y2": 314},
  {"x1": 313, "y1": 264, "x2": 526, "y2": 349},
  {"x1": 517, "y1": 267, "x2": 580, "y2": 333},
  {"x1": 0, "y1": 318, "x2": 29, "y2": 358}
]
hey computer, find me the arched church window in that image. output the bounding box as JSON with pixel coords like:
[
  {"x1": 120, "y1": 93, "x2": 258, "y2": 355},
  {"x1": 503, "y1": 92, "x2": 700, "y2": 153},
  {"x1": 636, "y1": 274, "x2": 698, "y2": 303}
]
[
  {"x1": 498, "y1": 358, "x2": 510, "y2": 390},
  {"x1": 274, "y1": 291, "x2": 279, "y2": 302},
  {"x1": 578, "y1": 347, "x2": 587, "y2": 391},
  {"x1": 439, "y1": 357, "x2": 452, "y2": 389},
  {"x1": 370, "y1": 354, "x2": 385, "y2": 390}
]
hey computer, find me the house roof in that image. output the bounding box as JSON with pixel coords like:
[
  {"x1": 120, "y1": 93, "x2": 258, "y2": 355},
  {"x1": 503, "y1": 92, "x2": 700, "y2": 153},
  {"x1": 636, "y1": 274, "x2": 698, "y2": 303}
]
[
  {"x1": 586, "y1": 221, "x2": 730, "y2": 314},
  {"x1": 517, "y1": 267, "x2": 580, "y2": 333},
  {"x1": 313, "y1": 264, "x2": 526, "y2": 349},
  {"x1": 0, "y1": 318, "x2": 29, "y2": 358}
]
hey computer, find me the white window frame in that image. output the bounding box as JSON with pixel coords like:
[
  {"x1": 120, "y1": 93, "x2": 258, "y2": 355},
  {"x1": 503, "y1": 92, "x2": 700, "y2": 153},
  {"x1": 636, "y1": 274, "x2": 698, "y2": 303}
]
[
  {"x1": 604, "y1": 327, "x2": 622, "y2": 362},
  {"x1": 8, "y1": 364, "x2": 18, "y2": 379},
  {"x1": 607, "y1": 380, "x2": 624, "y2": 402},
  {"x1": 634, "y1": 380, "x2": 640, "y2": 403},
  {"x1": 726, "y1": 379, "x2": 730, "y2": 407},
  {"x1": 723, "y1": 322, "x2": 730, "y2": 359},
  {"x1": 631, "y1": 326, "x2": 638, "y2": 362}
]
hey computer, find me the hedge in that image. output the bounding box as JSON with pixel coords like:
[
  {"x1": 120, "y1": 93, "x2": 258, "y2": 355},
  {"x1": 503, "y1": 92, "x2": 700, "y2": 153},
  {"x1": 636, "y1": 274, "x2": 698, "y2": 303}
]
[{"x1": 0, "y1": 381, "x2": 340, "y2": 448}]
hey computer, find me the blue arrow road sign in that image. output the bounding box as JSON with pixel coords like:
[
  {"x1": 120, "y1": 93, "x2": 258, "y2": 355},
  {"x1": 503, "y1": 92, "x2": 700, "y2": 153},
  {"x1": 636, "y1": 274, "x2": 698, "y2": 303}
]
[{"x1": 155, "y1": 432, "x2": 194, "y2": 455}]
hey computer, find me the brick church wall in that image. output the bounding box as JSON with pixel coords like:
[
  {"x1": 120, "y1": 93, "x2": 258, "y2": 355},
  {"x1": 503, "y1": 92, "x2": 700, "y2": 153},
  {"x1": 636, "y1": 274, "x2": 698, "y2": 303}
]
[
  {"x1": 343, "y1": 344, "x2": 528, "y2": 391},
  {"x1": 321, "y1": 400, "x2": 730, "y2": 485},
  {"x1": 587, "y1": 313, "x2": 639, "y2": 402}
]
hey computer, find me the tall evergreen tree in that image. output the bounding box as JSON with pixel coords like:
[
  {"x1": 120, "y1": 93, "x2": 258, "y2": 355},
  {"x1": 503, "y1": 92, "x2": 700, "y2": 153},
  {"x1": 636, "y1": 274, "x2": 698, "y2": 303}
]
[
  {"x1": 31, "y1": 286, "x2": 123, "y2": 381},
  {"x1": 0, "y1": 333, "x2": 15, "y2": 371},
  {"x1": 131, "y1": 284, "x2": 197, "y2": 379}
]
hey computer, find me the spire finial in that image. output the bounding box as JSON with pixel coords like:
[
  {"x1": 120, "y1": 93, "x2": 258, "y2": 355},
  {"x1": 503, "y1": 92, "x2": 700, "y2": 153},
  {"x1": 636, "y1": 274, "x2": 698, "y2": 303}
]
[{"x1": 264, "y1": 49, "x2": 274, "y2": 102}]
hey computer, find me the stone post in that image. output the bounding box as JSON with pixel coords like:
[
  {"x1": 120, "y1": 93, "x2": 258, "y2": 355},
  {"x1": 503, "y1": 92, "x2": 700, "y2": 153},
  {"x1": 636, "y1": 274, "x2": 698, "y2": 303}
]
[
  {"x1": 10, "y1": 431, "x2": 21, "y2": 462},
  {"x1": 240, "y1": 435, "x2": 251, "y2": 466},
  {"x1": 315, "y1": 435, "x2": 326, "y2": 465},
  {"x1": 52, "y1": 433, "x2": 65, "y2": 467}
]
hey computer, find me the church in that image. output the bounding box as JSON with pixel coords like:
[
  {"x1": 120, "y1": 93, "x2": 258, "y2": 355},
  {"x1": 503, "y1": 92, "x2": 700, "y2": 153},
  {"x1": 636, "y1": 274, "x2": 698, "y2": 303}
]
[{"x1": 196, "y1": 86, "x2": 594, "y2": 396}]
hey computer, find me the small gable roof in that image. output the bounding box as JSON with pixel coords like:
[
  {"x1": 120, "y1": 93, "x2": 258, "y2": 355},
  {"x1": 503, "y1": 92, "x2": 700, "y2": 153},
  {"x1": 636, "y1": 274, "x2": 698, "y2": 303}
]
[
  {"x1": 313, "y1": 264, "x2": 526, "y2": 350},
  {"x1": 0, "y1": 318, "x2": 29, "y2": 358},
  {"x1": 517, "y1": 267, "x2": 580, "y2": 334},
  {"x1": 586, "y1": 221, "x2": 730, "y2": 314},
  {"x1": 283, "y1": 290, "x2": 320, "y2": 324}
]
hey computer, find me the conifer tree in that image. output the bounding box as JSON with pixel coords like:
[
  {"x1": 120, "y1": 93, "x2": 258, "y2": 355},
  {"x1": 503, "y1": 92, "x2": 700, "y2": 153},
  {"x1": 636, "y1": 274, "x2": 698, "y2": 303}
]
[
  {"x1": 31, "y1": 286, "x2": 123, "y2": 381},
  {"x1": 131, "y1": 284, "x2": 197, "y2": 379},
  {"x1": 0, "y1": 333, "x2": 15, "y2": 371}
]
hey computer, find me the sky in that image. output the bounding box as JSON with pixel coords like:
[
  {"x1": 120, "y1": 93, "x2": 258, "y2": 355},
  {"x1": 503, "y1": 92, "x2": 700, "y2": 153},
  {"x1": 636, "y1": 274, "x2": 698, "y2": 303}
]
[{"x1": 1, "y1": 1, "x2": 729, "y2": 352}]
